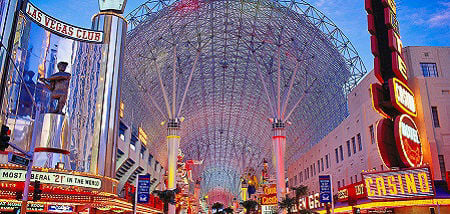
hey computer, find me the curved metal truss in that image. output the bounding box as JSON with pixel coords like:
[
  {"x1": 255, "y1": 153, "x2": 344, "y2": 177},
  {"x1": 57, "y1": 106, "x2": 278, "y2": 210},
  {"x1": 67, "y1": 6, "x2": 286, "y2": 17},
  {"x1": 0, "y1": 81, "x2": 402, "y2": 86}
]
[
  {"x1": 126, "y1": 0, "x2": 367, "y2": 92},
  {"x1": 123, "y1": 0, "x2": 367, "y2": 199}
]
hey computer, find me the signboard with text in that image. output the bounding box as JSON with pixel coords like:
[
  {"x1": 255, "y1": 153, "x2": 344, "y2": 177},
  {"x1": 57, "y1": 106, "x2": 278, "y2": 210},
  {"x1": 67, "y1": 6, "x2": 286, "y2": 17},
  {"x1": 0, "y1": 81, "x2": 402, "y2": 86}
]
[
  {"x1": 24, "y1": 2, "x2": 103, "y2": 43},
  {"x1": 137, "y1": 174, "x2": 151, "y2": 203},
  {"x1": 337, "y1": 181, "x2": 366, "y2": 202},
  {"x1": 366, "y1": 0, "x2": 423, "y2": 170},
  {"x1": 0, "y1": 169, "x2": 102, "y2": 189},
  {"x1": 362, "y1": 167, "x2": 434, "y2": 201},
  {"x1": 261, "y1": 184, "x2": 277, "y2": 205},
  {"x1": 318, "y1": 175, "x2": 332, "y2": 203}
]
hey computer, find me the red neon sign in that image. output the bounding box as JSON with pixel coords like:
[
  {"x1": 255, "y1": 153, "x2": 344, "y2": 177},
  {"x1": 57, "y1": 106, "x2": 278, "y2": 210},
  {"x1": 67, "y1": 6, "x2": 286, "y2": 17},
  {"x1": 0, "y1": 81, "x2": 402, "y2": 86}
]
[{"x1": 395, "y1": 114, "x2": 423, "y2": 167}]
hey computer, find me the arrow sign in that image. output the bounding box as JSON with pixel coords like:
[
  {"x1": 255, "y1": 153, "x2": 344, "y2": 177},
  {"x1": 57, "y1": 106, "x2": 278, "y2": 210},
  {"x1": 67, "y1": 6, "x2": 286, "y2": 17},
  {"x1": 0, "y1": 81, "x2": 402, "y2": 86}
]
[{"x1": 319, "y1": 175, "x2": 332, "y2": 203}]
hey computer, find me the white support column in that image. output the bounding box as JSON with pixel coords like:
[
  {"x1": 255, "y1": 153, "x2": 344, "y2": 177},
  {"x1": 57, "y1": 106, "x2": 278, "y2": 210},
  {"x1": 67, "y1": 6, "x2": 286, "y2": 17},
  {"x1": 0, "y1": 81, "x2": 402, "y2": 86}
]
[{"x1": 167, "y1": 119, "x2": 181, "y2": 214}]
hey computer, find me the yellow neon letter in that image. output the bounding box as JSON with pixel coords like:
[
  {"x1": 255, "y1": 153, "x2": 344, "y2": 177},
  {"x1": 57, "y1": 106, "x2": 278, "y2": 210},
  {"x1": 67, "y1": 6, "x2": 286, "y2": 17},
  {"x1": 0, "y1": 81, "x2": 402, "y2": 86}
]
[
  {"x1": 405, "y1": 173, "x2": 417, "y2": 193},
  {"x1": 387, "y1": 176, "x2": 397, "y2": 195},
  {"x1": 397, "y1": 175, "x2": 405, "y2": 194},
  {"x1": 375, "y1": 177, "x2": 387, "y2": 196},
  {"x1": 365, "y1": 178, "x2": 375, "y2": 196},
  {"x1": 418, "y1": 172, "x2": 430, "y2": 192}
]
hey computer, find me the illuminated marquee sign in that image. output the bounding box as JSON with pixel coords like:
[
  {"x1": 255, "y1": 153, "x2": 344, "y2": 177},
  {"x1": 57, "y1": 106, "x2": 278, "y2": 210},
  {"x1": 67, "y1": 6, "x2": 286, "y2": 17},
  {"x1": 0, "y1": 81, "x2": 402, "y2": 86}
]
[
  {"x1": 389, "y1": 78, "x2": 416, "y2": 117},
  {"x1": 0, "y1": 202, "x2": 45, "y2": 211},
  {"x1": 362, "y1": 167, "x2": 434, "y2": 201},
  {"x1": 295, "y1": 193, "x2": 325, "y2": 210},
  {"x1": 0, "y1": 169, "x2": 102, "y2": 189},
  {"x1": 138, "y1": 127, "x2": 149, "y2": 146},
  {"x1": 337, "y1": 181, "x2": 366, "y2": 202},
  {"x1": 24, "y1": 2, "x2": 103, "y2": 43},
  {"x1": 261, "y1": 184, "x2": 277, "y2": 205},
  {"x1": 395, "y1": 114, "x2": 422, "y2": 167},
  {"x1": 366, "y1": 0, "x2": 424, "y2": 170}
]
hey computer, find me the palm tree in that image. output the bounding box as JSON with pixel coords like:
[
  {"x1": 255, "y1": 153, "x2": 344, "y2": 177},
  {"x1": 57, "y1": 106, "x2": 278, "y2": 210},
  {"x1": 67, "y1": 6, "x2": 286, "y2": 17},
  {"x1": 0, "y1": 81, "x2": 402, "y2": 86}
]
[
  {"x1": 291, "y1": 185, "x2": 308, "y2": 200},
  {"x1": 240, "y1": 200, "x2": 258, "y2": 214},
  {"x1": 153, "y1": 190, "x2": 176, "y2": 214},
  {"x1": 223, "y1": 207, "x2": 234, "y2": 213},
  {"x1": 290, "y1": 185, "x2": 315, "y2": 214},
  {"x1": 278, "y1": 196, "x2": 296, "y2": 214}
]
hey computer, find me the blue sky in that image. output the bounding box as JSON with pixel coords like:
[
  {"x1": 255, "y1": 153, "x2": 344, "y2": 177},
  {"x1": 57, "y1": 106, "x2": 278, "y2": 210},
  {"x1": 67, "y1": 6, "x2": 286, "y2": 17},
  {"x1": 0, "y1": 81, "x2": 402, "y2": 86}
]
[{"x1": 33, "y1": 0, "x2": 450, "y2": 70}]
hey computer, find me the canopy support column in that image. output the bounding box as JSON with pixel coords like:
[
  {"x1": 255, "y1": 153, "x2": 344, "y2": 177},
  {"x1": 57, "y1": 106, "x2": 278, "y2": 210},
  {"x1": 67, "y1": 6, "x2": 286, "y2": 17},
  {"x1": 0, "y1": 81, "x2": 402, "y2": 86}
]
[
  {"x1": 167, "y1": 119, "x2": 181, "y2": 214},
  {"x1": 272, "y1": 120, "x2": 286, "y2": 210}
]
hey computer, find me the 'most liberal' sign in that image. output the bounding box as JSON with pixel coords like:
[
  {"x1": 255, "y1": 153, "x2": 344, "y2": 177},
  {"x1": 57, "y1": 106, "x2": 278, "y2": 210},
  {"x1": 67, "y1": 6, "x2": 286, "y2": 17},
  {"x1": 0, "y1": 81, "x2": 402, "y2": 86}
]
[
  {"x1": 24, "y1": 2, "x2": 103, "y2": 43},
  {"x1": 362, "y1": 167, "x2": 434, "y2": 201},
  {"x1": 0, "y1": 169, "x2": 102, "y2": 189}
]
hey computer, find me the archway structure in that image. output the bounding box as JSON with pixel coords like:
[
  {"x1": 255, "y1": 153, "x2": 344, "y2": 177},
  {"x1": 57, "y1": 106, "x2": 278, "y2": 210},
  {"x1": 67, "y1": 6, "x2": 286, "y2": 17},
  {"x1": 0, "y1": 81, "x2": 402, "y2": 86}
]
[{"x1": 123, "y1": 0, "x2": 367, "y2": 204}]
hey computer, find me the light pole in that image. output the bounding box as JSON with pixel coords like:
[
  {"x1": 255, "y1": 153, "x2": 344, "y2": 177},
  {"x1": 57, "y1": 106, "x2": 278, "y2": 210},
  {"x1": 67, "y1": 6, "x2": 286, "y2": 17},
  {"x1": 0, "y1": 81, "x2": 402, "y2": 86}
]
[{"x1": 19, "y1": 105, "x2": 41, "y2": 214}]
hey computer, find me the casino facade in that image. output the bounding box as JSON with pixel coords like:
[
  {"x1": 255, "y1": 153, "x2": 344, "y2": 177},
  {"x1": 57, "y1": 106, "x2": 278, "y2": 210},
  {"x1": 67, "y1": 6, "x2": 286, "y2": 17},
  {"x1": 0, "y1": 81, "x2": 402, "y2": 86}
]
[{"x1": 287, "y1": 46, "x2": 450, "y2": 213}]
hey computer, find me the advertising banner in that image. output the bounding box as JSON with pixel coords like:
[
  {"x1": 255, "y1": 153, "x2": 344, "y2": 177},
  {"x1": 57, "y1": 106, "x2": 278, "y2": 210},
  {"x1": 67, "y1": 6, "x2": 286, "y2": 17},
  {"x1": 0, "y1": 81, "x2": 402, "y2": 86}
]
[
  {"x1": 319, "y1": 175, "x2": 332, "y2": 203},
  {"x1": 261, "y1": 184, "x2": 277, "y2": 205},
  {"x1": 137, "y1": 174, "x2": 151, "y2": 203},
  {"x1": 337, "y1": 181, "x2": 366, "y2": 202},
  {"x1": 362, "y1": 167, "x2": 434, "y2": 201}
]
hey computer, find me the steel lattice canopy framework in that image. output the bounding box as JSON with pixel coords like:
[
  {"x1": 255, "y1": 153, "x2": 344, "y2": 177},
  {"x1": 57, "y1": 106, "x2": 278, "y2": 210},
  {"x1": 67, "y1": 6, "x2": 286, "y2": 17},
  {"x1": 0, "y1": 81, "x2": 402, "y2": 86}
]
[{"x1": 123, "y1": 0, "x2": 367, "y2": 200}]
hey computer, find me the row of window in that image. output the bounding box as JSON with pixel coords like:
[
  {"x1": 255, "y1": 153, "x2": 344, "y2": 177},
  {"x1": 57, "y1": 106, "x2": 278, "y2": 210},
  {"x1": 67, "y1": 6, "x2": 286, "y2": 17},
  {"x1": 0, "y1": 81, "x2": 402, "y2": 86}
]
[
  {"x1": 335, "y1": 133, "x2": 363, "y2": 164},
  {"x1": 292, "y1": 154, "x2": 331, "y2": 186},
  {"x1": 119, "y1": 121, "x2": 161, "y2": 171}
]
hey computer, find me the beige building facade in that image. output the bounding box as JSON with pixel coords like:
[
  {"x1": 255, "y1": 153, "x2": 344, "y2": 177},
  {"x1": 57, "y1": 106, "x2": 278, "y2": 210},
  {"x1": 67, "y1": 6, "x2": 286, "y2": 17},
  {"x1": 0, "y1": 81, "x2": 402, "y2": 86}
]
[{"x1": 287, "y1": 46, "x2": 450, "y2": 194}]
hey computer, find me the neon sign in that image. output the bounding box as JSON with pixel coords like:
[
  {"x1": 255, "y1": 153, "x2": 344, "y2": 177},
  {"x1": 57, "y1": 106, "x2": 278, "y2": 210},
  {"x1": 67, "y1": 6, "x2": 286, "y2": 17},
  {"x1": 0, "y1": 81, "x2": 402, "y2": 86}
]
[
  {"x1": 362, "y1": 167, "x2": 434, "y2": 200},
  {"x1": 389, "y1": 78, "x2": 416, "y2": 117},
  {"x1": 395, "y1": 114, "x2": 422, "y2": 167}
]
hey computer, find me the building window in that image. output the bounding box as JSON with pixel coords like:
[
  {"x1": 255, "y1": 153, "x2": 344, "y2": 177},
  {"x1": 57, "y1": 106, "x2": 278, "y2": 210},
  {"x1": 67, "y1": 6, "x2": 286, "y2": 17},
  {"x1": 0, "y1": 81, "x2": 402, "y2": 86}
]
[
  {"x1": 350, "y1": 176, "x2": 353, "y2": 184},
  {"x1": 140, "y1": 144, "x2": 146, "y2": 159},
  {"x1": 342, "y1": 179, "x2": 345, "y2": 186},
  {"x1": 326, "y1": 155, "x2": 329, "y2": 168},
  {"x1": 300, "y1": 172, "x2": 303, "y2": 183},
  {"x1": 381, "y1": 165, "x2": 384, "y2": 171},
  {"x1": 347, "y1": 141, "x2": 351, "y2": 157},
  {"x1": 355, "y1": 175, "x2": 358, "y2": 182},
  {"x1": 335, "y1": 148, "x2": 339, "y2": 163},
  {"x1": 148, "y1": 154, "x2": 153, "y2": 166},
  {"x1": 431, "y1": 106, "x2": 440, "y2": 128},
  {"x1": 119, "y1": 122, "x2": 127, "y2": 141},
  {"x1": 337, "y1": 181, "x2": 341, "y2": 188},
  {"x1": 311, "y1": 165, "x2": 314, "y2": 177},
  {"x1": 130, "y1": 134, "x2": 138, "y2": 151},
  {"x1": 294, "y1": 175, "x2": 297, "y2": 186},
  {"x1": 439, "y1": 155, "x2": 446, "y2": 180},
  {"x1": 352, "y1": 137, "x2": 357, "y2": 154},
  {"x1": 357, "y1": 133, "x2": 362, "y2": 151},
  {"x1": 369, "y1": 125, "x2": 375, "y2": 144},
  {"x1": 321, "y1": 158, "x2": 324, "y2": 171},
  {"x1": 305, "y1": 168, "x2": 308, "y2": 180},
  {"x1": 317, "y1": 160, "x2": 320, "y2": 173},
  {"x1": 420, "y1": 63, "x2": 438, "y2": 77},
  {"x1": 339, "y1": 145, "x2": 344, "y2": 161}
]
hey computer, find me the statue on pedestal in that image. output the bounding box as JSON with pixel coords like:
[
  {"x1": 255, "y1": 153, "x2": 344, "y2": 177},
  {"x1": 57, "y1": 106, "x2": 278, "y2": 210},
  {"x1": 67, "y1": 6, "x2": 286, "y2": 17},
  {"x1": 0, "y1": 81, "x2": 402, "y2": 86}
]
[{"x1": 39, "y1": 62, "x2": 71, "y2": 114}]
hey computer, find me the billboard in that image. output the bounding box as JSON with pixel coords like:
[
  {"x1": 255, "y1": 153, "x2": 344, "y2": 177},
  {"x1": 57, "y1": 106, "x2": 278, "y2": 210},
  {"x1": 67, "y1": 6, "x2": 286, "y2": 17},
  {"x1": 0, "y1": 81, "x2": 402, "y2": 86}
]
[
  {"x1": 362, "y1": 167, "x2": 434, "y2": 201},
  {"x1": 261, "y1": 184, "x2": 277, "y2": 205},
  {"x1": 337, "y1": 181, "x2": 366, "y2": 202}
]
